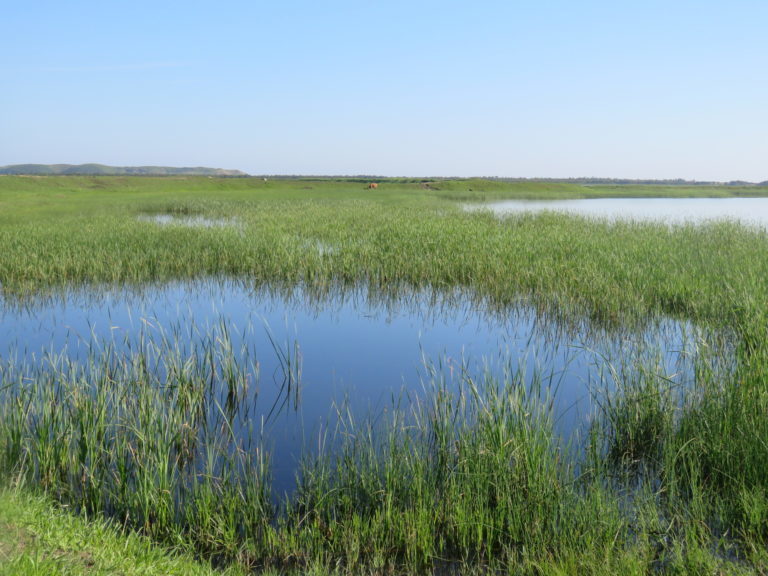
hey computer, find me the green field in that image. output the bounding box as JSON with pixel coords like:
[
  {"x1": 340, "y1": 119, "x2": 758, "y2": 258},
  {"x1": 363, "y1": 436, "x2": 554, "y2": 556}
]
[{"x1": 1, "y1": 175, "x2": 768, "y2": 574}]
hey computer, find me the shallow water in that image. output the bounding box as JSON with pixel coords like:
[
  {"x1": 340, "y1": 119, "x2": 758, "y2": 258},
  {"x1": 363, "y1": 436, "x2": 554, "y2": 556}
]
[
  {"x1": 137, "y1": 213, "x2": 235, "y2": 227},
  {"x1": 0, "y1": 281, "x2": 714, "y2": 493},
  {"x1": 469, "y1": 197, "x2": 768, "y2": 228}
]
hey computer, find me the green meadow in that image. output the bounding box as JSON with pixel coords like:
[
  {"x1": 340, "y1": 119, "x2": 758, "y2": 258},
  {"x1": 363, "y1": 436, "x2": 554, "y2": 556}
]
[{"x1": 1, "y1": 175, "x2": 768, "y2": 574}]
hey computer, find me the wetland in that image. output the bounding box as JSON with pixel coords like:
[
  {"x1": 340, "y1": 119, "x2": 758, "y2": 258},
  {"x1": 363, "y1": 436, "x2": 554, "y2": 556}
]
[
  {"x1": 1, "y1": 175, "x2": 768, "y2": 574},
  {"x1": 1, "y1": 280, "x2": 716, "y2": 495}
]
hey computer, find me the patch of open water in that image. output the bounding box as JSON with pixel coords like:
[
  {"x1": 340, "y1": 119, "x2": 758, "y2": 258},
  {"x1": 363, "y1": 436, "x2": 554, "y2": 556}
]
[
  {"x1": 467, "y1": 197, "x2": 768, "y2": 228},
  {"x1": 0, "y1": 280, "x2": 724, "y2": 493},
  {"x1": 137, "y1": 213, "x2": 235, "y2": 227}
]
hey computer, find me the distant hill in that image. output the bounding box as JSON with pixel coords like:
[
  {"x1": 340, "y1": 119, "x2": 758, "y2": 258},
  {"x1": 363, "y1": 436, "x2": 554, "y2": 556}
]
[{"x1": 0, "y1": 163, "x2": 249, "y2": 177}]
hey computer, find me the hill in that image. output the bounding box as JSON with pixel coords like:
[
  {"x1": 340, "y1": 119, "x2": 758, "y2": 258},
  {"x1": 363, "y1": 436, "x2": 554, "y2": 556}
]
[{"x1": 0, "y1": 163, "x2": 249, "y2": 177}]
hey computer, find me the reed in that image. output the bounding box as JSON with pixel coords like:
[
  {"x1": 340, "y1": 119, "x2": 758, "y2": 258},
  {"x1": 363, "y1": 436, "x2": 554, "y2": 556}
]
[
  {"x1": 0, "y1": 320, "x2": 274, "y2": 564},
  {"x1": 0, "y1": 318, "x2": 761, "y2": 573},
  {"x1": 2, "y1": 199, "x2": 767, "y2": 343}
]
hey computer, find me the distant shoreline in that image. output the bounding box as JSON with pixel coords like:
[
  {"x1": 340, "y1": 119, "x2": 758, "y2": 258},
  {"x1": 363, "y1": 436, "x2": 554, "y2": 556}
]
[
  {"x1": 0, "y1": 163, "x2": 248, "y2": 177},
  {"x1": 1, "y1": 165, "x2": 765, "y2": 186}
]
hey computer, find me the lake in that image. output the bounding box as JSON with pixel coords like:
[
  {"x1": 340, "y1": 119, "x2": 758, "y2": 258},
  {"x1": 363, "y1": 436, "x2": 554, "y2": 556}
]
[
  {"x1": 468, "y1": 197, "x2": 768, "y2": 228},
  {"x1": 0, "y1": 280, "x2": 717, "y2": 493}
]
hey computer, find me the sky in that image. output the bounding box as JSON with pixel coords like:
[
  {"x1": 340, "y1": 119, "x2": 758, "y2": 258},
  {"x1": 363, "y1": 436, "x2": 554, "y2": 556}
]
[{"x1": 2, "y1": 1, "x2": 766, "y2": 180}]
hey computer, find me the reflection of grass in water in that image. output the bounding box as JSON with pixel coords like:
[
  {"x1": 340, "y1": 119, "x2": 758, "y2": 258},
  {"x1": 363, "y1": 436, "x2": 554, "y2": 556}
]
[
  {"x1": 0, "y1": 318, "x2": 766, "y2": 573},
  {"x1": 591, "y1": 351, "x2": 677, "y2": 474}
]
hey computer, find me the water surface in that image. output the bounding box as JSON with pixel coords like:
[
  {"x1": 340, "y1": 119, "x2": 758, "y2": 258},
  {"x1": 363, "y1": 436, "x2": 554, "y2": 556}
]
[
  {"x1": 469, "y1": 197, "x2": 768, "y2": 228},
  {"x1": 0, "y1": 281, "x2": 715, "y2": 492},
  {"x1": 137, "y1": 213, "x2": 235, "y2": 227}
]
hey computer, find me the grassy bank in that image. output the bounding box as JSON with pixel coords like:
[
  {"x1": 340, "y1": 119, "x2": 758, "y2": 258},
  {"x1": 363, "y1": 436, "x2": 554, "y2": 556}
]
[
  {"x1": 1, "y1": 176, "x2": 768, "y2": 573},
  {"x1": 0, "y1": 488, "x2": 242, "y2": 575}
]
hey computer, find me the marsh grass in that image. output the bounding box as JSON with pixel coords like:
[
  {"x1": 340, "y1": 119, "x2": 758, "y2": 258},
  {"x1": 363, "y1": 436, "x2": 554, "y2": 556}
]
[
  {"x1": 0, "y1": 319, "x2": 606, "y2": 571},
  {"x1": 0, "y1": 320, "x2": 276, "y2": 564},
  {"x1": 2, "y1": 177, "x2": 768, "y2": 341},
  {"x1": 1, "y1": 176, "x2": 768, "y2": 573},
  {"x1": 284, "y1": 360, "x2": 574, "y2": 571},
  {"x1": 592, "y1": 355, "x2": 678, "y2": 475},
  {"x1": 0, "y1": 316, "x2": 762, "y2": 573},
  {"x1": 2, "y1": 203, "x2": 767, "y2": 342}
]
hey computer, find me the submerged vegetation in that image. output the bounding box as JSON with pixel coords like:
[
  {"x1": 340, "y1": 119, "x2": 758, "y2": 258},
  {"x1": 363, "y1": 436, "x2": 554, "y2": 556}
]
[{"x1": 1, "y1": 175, "x2": 768, "y2": 573}]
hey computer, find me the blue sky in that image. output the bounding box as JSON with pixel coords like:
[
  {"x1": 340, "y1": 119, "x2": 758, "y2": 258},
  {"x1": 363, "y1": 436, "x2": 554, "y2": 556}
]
[{"x1": 2, "y1": 1, "x2": 766, "y2": 180}]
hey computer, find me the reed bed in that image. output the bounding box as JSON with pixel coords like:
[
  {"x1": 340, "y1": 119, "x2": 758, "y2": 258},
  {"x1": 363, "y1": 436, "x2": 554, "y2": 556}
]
[
  {"x1": 0, "y1": 321, "x2": 274, "y2": 563},
  {"x1": 0, "y1": 318, "x2": 764, "y2": 573},
  {"x1": 2, "y1": 197, "x2": 767, "y2": 340}
]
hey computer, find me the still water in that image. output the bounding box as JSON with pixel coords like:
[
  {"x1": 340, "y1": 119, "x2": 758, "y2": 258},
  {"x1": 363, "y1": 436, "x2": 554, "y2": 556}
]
[
  {"x1": 137, "y1": 213, "x2": 235, "y2": 227},
  {"x1": 0, "y1": 281, "x2": 711, "y2": 492},
  {"x1": 470, "y1": 197, "x2": 768, "y2": 228}
]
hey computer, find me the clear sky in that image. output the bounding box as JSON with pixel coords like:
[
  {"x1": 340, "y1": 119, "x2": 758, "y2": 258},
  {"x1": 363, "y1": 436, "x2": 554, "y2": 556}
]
[{"x1": 2, "y1": 1, "x2": 766, "y2": 180}]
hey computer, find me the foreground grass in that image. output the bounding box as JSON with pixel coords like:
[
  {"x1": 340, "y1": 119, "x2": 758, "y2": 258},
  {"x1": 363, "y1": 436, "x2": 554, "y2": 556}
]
[
  {"x1": 0, "y1": 483, "x2": 758, "y2": 575},
  {"x1": 0, "y1": 321, "x2": 766, "y2": 574},
  {"x1": 0, "y1": 488, "x2": 242, "y2": 576}
]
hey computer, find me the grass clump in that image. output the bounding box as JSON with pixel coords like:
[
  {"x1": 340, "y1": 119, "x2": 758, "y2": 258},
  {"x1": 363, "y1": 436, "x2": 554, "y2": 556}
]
[
  {"x1": 0, "y1": 487, "x2": 243, "y2": 575},
  {"x1": 666, "y1": 348, "x2": 768, "y2": 564},
  {"x1": 594, "y1": 361, "x2": 677, "y2": 474},
  {"x1": 286, "y1": 366, "x2": 575, "y2": 571},
  {"x1": 0, "y1": 321, "x2": 274, "y2": 566}
]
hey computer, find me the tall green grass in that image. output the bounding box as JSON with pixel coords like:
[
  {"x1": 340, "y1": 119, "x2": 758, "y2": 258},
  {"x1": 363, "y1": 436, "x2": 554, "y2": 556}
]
[
  {"x1": 2, "y1": 195, "x2": 767, "y2": 344},
  {"x1": 284, "y1": 362, "x2": 577, "y2": 571},
  {"x1": 0, "y1": 321, "x2": 274, "y2": 565},
  {"x1": 0, "y1": 487, "x2": 246, "y2": 576},
  {"x1": 0, "y1": 317, "x2": 763, "y2": 573}
]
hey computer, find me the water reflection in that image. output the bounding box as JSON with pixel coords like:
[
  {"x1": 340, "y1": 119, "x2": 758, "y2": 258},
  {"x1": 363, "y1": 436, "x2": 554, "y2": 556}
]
[
  {"x1": 137, "y1": 213, "x2": 235, "y2": 227},
  {"x1": 467, "y1": 197, "x2": 768, "y2": 228},
  {"x1": 0, "y1": 280, "x2": 725, "y2": 493}
]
